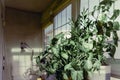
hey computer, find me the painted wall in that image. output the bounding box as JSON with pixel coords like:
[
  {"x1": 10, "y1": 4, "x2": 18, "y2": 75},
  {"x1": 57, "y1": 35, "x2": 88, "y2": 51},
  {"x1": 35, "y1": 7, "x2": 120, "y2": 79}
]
[
  {"x1": 4, "y1": 8, "x2": 42, "y2": 80},
  {"x1": 0, "y1": 0, "x2": 5, "y2": 80},
  {"x1": 0, "y1": 6, "x2": 3, "y2": 80}
]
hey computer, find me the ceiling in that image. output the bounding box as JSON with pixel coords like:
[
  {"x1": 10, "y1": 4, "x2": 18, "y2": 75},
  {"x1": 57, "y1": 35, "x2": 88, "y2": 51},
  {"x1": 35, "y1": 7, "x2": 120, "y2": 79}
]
[{"x1": 5, "y1": 0, "x2": 53, "y2": 13}]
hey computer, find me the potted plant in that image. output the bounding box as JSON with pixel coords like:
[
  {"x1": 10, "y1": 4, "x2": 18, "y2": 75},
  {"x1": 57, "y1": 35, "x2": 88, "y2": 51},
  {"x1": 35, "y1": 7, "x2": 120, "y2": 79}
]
[{"x1": 36, "y1": 0, "x2": 120, "y2": 80}]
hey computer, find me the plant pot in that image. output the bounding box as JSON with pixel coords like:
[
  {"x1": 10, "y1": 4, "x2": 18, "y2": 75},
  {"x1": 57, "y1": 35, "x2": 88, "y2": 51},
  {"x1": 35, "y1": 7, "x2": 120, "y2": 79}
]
[{"x1": 89, "y1": 66, "x2": 111, "y2": 80}]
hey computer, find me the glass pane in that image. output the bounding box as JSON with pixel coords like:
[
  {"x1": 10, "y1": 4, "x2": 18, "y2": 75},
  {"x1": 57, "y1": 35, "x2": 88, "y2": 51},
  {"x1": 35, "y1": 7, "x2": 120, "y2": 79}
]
[
  {"x1": 58, "y1": 13, "x2": 62, "y2": 27},
  {"x1": 89, "y1": 0, "x2": 99, "y2": 20},
  {"x1": 67, "y1": 4, "x2": 72, "y2": 22},
  {"x1": 117, "y1": 31, "x2": 120, "y2": 40},
  {"x1": 115, "y1": 0, "x2": 120, "y2": 21},
  {"x1": 44, "y1": 24, "x2": 53, "y2": 47},
  {"x1": 80, "y1": 0, "x2": 89, "y2": 12},
  {"x1": 54, "y1": 4, "x2": 71, "y2": 36},
  {"x1": 54, "y1": 16, "x2": 58, "y2": 29},
  {"x1": 115, "y1": 0, "x2": 120, "y2": 9},
  {"x1": 62, "y1": 9, "x2": 67, "y2": 25},
  {"x1": 114, "y1": 31, "x2": 120, "y2": 59},
  {"x1": 89, "y1": 0, "x2": 99, "y2": 12},
  {"x1": 109, "y1": 3, "x2": 114, "y2": 17},
  {"x1": 114, "y1": 41, "x2": 120, "y2": 59}
]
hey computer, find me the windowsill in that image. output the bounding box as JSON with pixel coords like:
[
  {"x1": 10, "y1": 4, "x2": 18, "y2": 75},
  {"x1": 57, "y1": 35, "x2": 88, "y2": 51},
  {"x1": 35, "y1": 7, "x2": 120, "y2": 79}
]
[
  {"x1": 111, "y1": 74, "x2": 120, "y2": 80},
  {"x1": 111, "y1": 77, "x2": 120, "y2": 80}
]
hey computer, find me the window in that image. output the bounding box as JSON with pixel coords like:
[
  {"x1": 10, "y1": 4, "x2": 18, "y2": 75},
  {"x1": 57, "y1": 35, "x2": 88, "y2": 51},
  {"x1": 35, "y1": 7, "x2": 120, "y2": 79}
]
[
  {"x1": 80, "y1": 0, "x2": 100, "y2": 11},
  {"x1": 54, "y1": 4, "x2": 72, "y2": 35},
  {"x1": 113, "y1": 0, "x2": 120, "y2": 59},
  {"x1": 44, "y1": 24, "x2": 53, "y2": 48},
  {"x1": 80, "y1": 0, "x2": 114, "y2": 19},
  {"x1": 80, "y1": 0, "x2": 120, "y2": 77},
  {"x1": 80, "y1": 0, "x2": 100, "y2": 20},
  {"x1": 44, "y1": 4, "x2": 72, "y2": 47},
  {"x1": 80, "y1": 0, "x2": 89, "y2": 11},
  {"x1": 81, "y1": 0, "x2": 120, "y2": 59}
]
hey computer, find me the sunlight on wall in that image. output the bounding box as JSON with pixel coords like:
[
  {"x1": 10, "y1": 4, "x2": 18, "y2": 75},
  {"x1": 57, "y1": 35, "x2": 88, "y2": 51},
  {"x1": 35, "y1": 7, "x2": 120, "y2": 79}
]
[
  {"x1": 11, "y1": 48, "x2": 42, "y2": 53},
  {"x1": 12, "y1": 55, "x2": 31, "y2": 80},
  {"x1": 12, "y1": 49, "x2": 40, "y2": 80}
]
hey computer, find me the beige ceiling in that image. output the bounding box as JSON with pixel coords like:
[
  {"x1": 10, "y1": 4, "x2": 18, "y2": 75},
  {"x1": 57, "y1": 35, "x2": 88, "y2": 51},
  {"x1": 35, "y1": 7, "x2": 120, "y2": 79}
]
[{"x1": 5, "y1": 0, "x2": 53, "y2": 13}]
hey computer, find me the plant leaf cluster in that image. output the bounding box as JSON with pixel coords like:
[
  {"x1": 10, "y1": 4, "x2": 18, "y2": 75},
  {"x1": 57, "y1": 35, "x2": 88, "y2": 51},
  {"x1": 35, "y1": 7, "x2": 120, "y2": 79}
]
[{"x1": 36, "y1": 0, "x2": 120, "y2": 80}]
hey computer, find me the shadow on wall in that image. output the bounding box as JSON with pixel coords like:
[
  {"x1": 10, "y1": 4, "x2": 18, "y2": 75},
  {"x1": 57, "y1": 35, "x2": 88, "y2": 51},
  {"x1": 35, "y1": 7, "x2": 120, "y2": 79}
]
[{"x1": 107, "y1": 59, "x2": 120, "y2": 79}]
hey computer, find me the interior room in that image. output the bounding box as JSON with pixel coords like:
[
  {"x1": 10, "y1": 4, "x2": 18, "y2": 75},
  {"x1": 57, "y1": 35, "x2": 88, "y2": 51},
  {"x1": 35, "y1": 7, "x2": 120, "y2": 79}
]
[{"x1": 0, "y1": 0, "x2": 120, "y2": 80}]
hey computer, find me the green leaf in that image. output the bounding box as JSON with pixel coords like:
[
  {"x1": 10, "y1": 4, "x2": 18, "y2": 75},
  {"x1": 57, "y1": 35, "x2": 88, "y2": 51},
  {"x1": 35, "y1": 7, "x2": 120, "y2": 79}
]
[
  {"x1": 70, "y1": 40, "x2": 75, "y2": 45},
  {"x1": 108, "y1": 45, "x2": 116, "y2": 58},
  {"x1": 77, "y1": 71, "x2": 83, "y2": 80},
  {"x1": 100, "y1": 0, "x2": 114, "y2": 6},
  {"x1": 113, "y1": 31, "x2": 119, "y2": 46},
  {"x1": 51, "y1": 47, "x2": 59, "y2": 57},
  {"x1": 71, "y1": 70, "x2": 83, "y2": 80},
  {"x1": 106, "y1": 31, "x2": 111, "y2": 37},
  {"x1": 54, "y1": 32, "x2": 64, "y2": 39},
  {"x1": 83, "y1": 42, "x2": 93, "y2": 51},
  {"x1": 113, "y1": 22, "x2": 120, "y2": 31},
  {"x1": 99, "y1": 0, "x2": 115, "y2": 12},
  {"x1": 51, "y1": 32, "x2": 64, "y2": 45},
  {"x1": 111, "y1": 9, "x2": 120, "y2": 20},
  {"x1": 61, "y1": 52, "x2": 68, "y2": 60},
  {"x1": 63, "y1": 73, "x2": 68, "y2": 80},
  {"x1": 96, "y1": 20, "x2": 103, "y2": 35},
  {"x1": 48, "y1": 68, "x2": 56, "y2": 74},
  {"x1": 64, "y1": 63, "x2": 74, "y2": 71},
  {"x1": 88, "y1": 53, "x2": 93, "y2": 60},
  {"x1": 84, "y1": 60, "x2": 93, "y2": 70},
  {"x1": 93, "y1": 60, "x2": 101, "y2": 70},
  {"x1": 53, "y1": 62, "x2": 58, "y2": 69},
  {"x1": 51, "y1": 38, "x2": 58, "y2": 45},
  {"x1": 99, "y1": 14, "x2": 107, "y2": 22},
  {"x1": 108, "y1": 21, "x2": 113, "y2": 30},
  {"x1": 36, "y1": 56, "x2": 40, "y2": 64},
  {"x1": 97, "y1": 35, "x2": 103, "y2": 41}
]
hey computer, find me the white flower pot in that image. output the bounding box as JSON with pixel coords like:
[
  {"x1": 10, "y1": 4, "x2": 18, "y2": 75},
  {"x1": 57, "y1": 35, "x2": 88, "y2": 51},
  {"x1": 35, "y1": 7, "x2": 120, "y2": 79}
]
[{"x1": 90, "y1": 66, "x2": 111, "y2": 80}]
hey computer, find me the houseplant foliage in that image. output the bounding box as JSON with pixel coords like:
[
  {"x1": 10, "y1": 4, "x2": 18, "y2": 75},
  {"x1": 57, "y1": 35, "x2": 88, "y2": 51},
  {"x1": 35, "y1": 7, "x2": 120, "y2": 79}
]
[
  {"x1": 24, "y1": 67, "x2": 40, "y2": 80},
  {"x1": 36, "y1": 0, "x2": 120, "y2": 80}
]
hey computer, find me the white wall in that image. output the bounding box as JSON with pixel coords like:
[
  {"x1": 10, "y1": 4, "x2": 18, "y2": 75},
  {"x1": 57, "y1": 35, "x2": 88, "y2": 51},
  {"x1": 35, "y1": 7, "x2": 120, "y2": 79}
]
[{"x1": 4, "y1": 8, "x2": 42, "y2": 80}]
